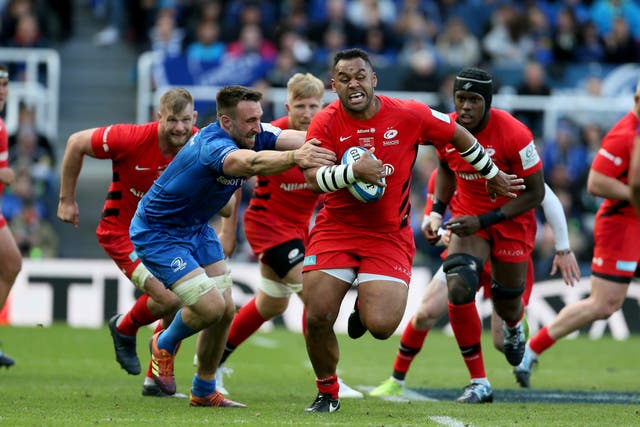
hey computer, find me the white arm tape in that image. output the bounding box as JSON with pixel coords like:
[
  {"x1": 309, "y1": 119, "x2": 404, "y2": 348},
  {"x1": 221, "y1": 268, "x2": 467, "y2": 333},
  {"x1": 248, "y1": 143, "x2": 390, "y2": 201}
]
[
  {"x1": 541, "y1": 183, "x2": 571, "y2": 251},
  {"x1": 316, "y1": 163, "x2": 357, "y2": 193},
  {"x1": 460, "y1": 140, "x2": 499, "y2": 179}
]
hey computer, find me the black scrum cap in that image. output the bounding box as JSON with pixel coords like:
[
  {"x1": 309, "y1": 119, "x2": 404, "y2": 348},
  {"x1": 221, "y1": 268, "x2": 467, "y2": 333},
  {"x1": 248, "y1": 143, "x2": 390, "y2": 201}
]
[{"x1": 453, "y1": 67, "x2": 493, "y2": 113}]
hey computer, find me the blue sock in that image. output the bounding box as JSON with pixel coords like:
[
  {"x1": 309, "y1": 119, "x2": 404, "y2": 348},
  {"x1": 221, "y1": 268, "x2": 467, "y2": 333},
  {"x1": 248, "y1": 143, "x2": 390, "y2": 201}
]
[
  {"x1": 191, "y1": 374, "x2": 216, "y2": 398},
  {"x1": 157, "y1": 308, "x2": 196, "y2": 353}
]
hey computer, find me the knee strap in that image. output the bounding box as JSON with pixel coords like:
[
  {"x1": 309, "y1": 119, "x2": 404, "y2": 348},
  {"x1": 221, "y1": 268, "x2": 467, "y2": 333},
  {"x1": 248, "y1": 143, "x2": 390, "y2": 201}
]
[
  {"x1": 490, "y1": 279, "x2": 525, "y2": 300},
  {"x1": 172, "y1": 273, "x2": 230, "y2": 306},
  {"x1": 443, "y1": 253, "x2": 483, "y2": 304},
  {"x1": 131, "y1": 262, "x2": 153, "y2": 292},
  {"x1": 260, "y1": 277, "x2": 301, "y2": 298}
]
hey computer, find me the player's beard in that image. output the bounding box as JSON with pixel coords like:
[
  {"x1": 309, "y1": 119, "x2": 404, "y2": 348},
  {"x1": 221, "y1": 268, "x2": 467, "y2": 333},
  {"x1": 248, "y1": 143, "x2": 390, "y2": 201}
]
[{"x1": 168, "y1": 131, "x2": 190, "y2": 148}]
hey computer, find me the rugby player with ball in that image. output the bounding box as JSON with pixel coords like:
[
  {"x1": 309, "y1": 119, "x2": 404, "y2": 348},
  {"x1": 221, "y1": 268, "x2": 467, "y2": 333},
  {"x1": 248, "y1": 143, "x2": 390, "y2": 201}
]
[{"x1": 299, "y1": 48, "x2": 524, "y2": 413}]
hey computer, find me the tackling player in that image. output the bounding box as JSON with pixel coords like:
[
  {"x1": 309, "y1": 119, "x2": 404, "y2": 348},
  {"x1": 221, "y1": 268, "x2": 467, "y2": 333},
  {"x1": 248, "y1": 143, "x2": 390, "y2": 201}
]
[
  {"x1": 58, "y1": 88, "x2": 202, "y2": 396},
  {"x1": 129, "y1": 85, "x2": 336, "y2": 408}
]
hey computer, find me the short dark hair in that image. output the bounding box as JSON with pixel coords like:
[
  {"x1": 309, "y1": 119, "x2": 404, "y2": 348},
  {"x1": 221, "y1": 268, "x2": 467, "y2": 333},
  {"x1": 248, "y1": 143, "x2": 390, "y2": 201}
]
[
  {"x1": 333, "y1": 48, "x2": 373, "y2": 72},
  {"x1": 216, "y1": 85, "x2": 263, "y2": 118}
]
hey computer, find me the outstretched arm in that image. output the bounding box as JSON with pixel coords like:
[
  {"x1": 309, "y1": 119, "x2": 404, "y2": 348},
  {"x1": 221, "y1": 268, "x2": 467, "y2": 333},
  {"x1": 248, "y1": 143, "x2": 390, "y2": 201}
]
[
  {"x1": 540, "y1": 183, "x2": 580, "y2": 286},
  {"x1": 57, "y1": 128, "x2": 99, "y2": 227},
  {"x1": 223, "y1": 138, "x2": 336, "y2": 177},
  {"x1": 449, "y1": 123, "x2": 525, "y2": 198}
]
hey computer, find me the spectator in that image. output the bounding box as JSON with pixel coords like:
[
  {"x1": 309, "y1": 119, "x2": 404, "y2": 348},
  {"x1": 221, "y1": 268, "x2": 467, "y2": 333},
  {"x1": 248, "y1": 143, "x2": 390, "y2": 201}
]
[
  {"x1": 542, "y1": 119, "x2": 589, "y2": 199},
  {"x1": 185, "y1": 18, "x2": 225, "y2": 64},
  {"x1": 275, "y1": 28, "x2": 313, "y2": 67},
  {"x1": 226, "y1": 24, "x2": 278, "y2": 62},
  {"x1": 310, "y1": 26, "x2": 347, "y2": 80},
  {"x1": 551, "y1": 7, "x2": 580, "y2": 66},
  {"x1": 575, "y1": 20, "x2": 606, "y2": 63},
  {"x1": 435, "y1": 16, "x2": 481, "y2": 71},
  {"x1": 514, "y1": 60, "x2": 552, "y2": 139},
  {"x1": 266, "y1": 49, "x2": 303, "y2": 88},
  {"x1": 93, "y1": 0, "x2": 124, "y2": 47},
  {"x1": 398, "y1": 14, "x2": 440, "y2": 92},
  {"x1": 8, "y1": 102, "x2": 55, "y2": 167},
  {"x1": 602, "y1": 16, "x2": 640, "y2": 63},
  {"x1": 221, "y1": 0, "x2": 278, "y2": 43},
  {"x1": 146, "y1": 8, "x2": 185, "y2": 59},
  {"x1": 482, "y1": 4, "x2": 534, "y2": 67},
  {"x1": 3, "y1": 168, "x2": 57, "y2": 258},
  {"x1": 589, "y1": 0, "x2": 640, "y2": 40},
  {"x1": 307, "y1": 0, "x2": 364, "y2": 48},
  {"x1": 359, "y1": 26, "x2": 398, "y2": 68},
  {"x1": 346, "y1": 0, "x2": 397, "y2": 30},
  {"x1": 525, "y1": 4, "x2": 553, "y2": 66},
  {"x1": 393, "y1": 0, "x2": 440, "y2": 44},
  {"x1": 8, "y1": 125, "x2": 55, "y2": 199}
]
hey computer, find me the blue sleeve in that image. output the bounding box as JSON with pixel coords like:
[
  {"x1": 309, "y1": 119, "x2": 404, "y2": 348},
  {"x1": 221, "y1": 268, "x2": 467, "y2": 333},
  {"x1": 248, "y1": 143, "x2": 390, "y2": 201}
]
[
  {"x1": 255, "y1": 123, "x2": 281, "y2": 151},
  {"x1": 201, "y1": 134, "x2": 237, "y2": 173}
]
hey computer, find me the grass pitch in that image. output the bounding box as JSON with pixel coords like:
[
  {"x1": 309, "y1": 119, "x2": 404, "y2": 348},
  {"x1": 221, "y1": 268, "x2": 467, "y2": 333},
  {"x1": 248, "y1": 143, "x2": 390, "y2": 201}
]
[{"x1": 0, "y1": 324, "x2": 638, "y2": 426}]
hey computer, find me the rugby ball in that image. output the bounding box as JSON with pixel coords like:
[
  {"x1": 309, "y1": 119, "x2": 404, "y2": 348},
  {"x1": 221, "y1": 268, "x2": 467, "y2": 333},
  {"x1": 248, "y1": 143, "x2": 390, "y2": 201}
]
[{"x1": 341, "y1": 146, "x2": 386, "y2": 203}]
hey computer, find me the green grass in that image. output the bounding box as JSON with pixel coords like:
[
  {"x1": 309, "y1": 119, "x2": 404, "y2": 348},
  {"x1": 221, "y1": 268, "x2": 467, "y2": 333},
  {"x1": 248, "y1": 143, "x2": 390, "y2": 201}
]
[{"x1": 0, "y1": 324, "x2": 638, "y2": 426}]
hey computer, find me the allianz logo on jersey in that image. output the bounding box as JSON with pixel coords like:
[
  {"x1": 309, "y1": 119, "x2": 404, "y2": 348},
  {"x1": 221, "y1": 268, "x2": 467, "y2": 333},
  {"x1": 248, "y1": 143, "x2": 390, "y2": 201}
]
[
  {"x1": 217, "y1": 176, "x2": 245, "y2": 186},
  {"x1": 456, "y1": 171, "x2": 483, "y2": 181},
  {"x1": 280, "y1": 182, "x2": 308, "y2": 191}
]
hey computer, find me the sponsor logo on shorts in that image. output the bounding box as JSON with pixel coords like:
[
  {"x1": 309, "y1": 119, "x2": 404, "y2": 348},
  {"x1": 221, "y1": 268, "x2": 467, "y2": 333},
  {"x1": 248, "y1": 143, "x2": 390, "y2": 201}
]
[
  {"x1": 303, "y1": 255, "x2": 316, "y2": 266},
  {"x1": 288, "y1": 248, "x2": 302, "y2": 261},
  {"x1": 171, "y1": 257, "x2": 187, "y2": 272},
  {"x1": 496, "y1": 248, "x2": 525, "y2": 257},
  {"x1": 616, "y1": 260, "x2": 638, "y2": 272}
]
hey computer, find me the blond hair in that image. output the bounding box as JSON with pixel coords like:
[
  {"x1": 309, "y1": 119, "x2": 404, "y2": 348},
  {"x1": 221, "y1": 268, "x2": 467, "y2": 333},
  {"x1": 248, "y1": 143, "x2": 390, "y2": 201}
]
[
  {"x1": 287, "y1": 73, "x2": 325, "y2": 102},
  {"x1": 159, "y1": 87, "x2": 194, "y2": 115}
]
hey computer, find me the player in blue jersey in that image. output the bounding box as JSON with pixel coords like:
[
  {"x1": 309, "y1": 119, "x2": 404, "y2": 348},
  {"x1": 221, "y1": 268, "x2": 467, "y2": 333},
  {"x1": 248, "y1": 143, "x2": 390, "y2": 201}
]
[{"x1": 129, "y1": 85, "x2": 337, "y2": 407}]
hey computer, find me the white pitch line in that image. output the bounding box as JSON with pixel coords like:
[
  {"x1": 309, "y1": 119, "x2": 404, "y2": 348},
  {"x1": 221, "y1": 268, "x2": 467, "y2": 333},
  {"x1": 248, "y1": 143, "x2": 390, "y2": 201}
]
[{"x1": 429, "y1": 416, "x2": 471, "y2": 427}]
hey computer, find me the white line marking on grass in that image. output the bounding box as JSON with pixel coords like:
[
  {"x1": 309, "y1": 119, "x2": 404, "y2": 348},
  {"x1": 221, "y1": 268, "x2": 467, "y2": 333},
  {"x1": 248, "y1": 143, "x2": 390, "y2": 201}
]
[
  {"x1": 429, "y1": 416, "x2": 471, "y2": 427},
  {"x1": 359, "y1": 386, "x2": 438, "y2": 401}
]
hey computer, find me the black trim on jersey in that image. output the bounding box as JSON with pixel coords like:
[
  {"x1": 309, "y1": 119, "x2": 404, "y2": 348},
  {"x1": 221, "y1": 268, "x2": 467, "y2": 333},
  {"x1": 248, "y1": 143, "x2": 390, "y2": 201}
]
[
  {"x1": 600, "y1": 200, "x2": 631, "y2": 217},
  {"x1": 592, "y1": 271, "x2": 634, "y2": 284},
  {"x1": 102, "y1": 208, "x2": 119, "y2": 218},
  {"x1": 106, "y1": 191, "x2": 122, "y2": 200},
  {"x1": 253, "y1": 192, "x2": 270, "y2": 201}
]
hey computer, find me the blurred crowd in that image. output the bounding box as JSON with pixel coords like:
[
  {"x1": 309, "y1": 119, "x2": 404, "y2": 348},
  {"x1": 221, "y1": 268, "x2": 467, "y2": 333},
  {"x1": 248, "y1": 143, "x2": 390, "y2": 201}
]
[{"x1": 2, "y1": 0, "x2": 640, "y2": 276}]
